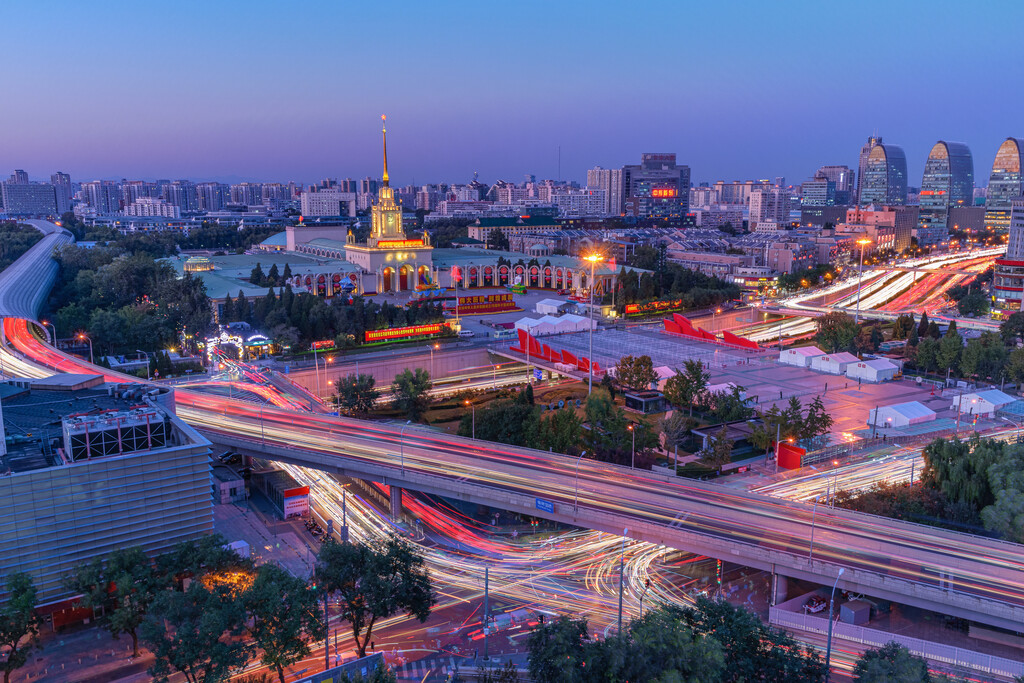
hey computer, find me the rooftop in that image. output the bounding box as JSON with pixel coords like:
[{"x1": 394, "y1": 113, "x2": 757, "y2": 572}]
[{"x1": 877, "y1": 401, "x2": 936, "y2": 420}]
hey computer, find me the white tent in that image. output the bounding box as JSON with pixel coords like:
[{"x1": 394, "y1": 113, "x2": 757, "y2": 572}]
[
  {"x1": 868, "y1": 401, "x2": 936, "y2": 428},
  {"x1": 559, "y1": 313, "x2": 596, "y2": 332},
  {"x1": 535, "y1": 298, "x2": 570, "y2": 315},
  {"x1": 514, "y1": 317, "x2": 556, "y2": 336},
  {"x1": 951, "y1": 389, "x2": 1017, "y2": 417},
  {"x1": 779, "y1": 346, "x2": 826, "y2": 368},
  {"x1": 845, "y1": 358, "x2": 898, "y2": 383},
  {"x1": 810, "y1": 352, "x2": 859, "y2": 375},
  {"x1": 655, "y1": 366, "x2": 676, "y2": 391}
]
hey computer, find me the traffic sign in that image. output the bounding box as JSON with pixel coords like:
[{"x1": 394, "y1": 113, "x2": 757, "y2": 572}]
[
  {"x1": 535, "y1": 498, "x2": 554, "y2": 513},
  {"x1": 533, "y1": 368, "x2": 542, "y2": 381}
]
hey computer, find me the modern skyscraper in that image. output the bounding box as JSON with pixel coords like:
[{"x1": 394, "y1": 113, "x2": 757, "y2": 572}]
[
  {"x1": 859, "y1": 142, "x2": 908, "y2": 206},
  {"x1": 586, "y1": 166, "x2": 624, "y2": 215},
  {"x1": 8, "y1": 169, "x2": 29, "y2": 184},
  {"x1": 749, "y1": 187, "x2": 789, "y2": 227},
  {"x1": 622, "y1": 153, "x2": 690, "y2": 221},
  {"x1": 856, "y1": 136, "x2": 883, "y2": 205},
  {"x1": 196, "y1": 182, "x2": 228, "y2": 211},
  {"x1": 984, "y1": 137, "x2": 1024, "y2": 233},
  {"x1": 230, "y1": 182, "x2": 264, "y2": 206},
  {"x1": 815, "y1": 165, "x2": 855, "y2": 204},
  {"x1": 917, "y1": 141, "x2": 974, "y2": 246},
  {"x1": 162, "y1": 180, "x2": 198, "y2": 212},
  {"x1": 81, "y1": 180, "x2": 122, "y2": 213}
]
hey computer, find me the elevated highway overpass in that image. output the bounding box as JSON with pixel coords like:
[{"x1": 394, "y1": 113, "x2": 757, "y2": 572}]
[{"x1": 2, "y1": 223, "x2": 1023, "y2": 635}]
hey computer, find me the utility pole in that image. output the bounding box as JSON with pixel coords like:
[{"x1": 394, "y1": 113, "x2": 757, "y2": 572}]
[
  {"x1": 617, "y1": 528, "x2": 628, "y2": 635},
  {"x1": 483, "y1": 566, "x2": 490, "y2": 661}
]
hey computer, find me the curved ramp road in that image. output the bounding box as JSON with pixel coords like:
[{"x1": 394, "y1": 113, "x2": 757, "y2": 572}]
[{"x1": 0, "y1": 220, "x2": 73, "y2": 322}]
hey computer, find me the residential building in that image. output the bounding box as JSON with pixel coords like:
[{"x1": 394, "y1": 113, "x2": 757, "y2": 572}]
[
  {"x1": 196, "y1": 182, "x2": 228, "y2": 212},
  {"x1": 552, "y1": 188, "x2": 607, "y2": 217},
  {"x1": 82, "y1": 180, "x2": 122, "y2": 214},
  {"x1": 467, "y1": 215, "x2": 561, "y2": 243},
  {"x1": 917, "y1": 141, "x2": 974, "y2": 246},
  {"x1": 690, "y1": 205, "x2": 743, "y2": 230},
  {"x1": 124, "y1": 197, "x2": 181, "y2": 218},
  {"x1": 800, "y1": 205, "x2": 850, "y2": 227},
  {"x1": 766, "y1": 240, "x2": 816, "y2": 274},
  {"x1": 689, "y1": 184, "x2": 718, "y2": 207},
  {"x1": 230, "y1": 182, "x2": 264, "y2": 206},
  {"x1": 666, "y1": 251, "x2": 753, "y2": 278},
  {"x1": 749, "y1": 187, "x2": 789, "y2": 228},
  {"x1": 299, "y1": 189, "x2": 357, "y2": 217},
  {"x1": 622, "y1": 153, "x2": 690, "y2": 220},
  {"x1": 162, "y1": 180, "x2": 198, "y2": 212},
  {"x1": 586, "y1": 166, "x2": 624, "y2": 215},
  {"x1": 843, "y1": 206, "x2": 915, "y2": 252},
  {"x1": 50, "y1": 172, "x2": 72, "y2": 214},
  {"x1": 121, "y1": 180, "x2": 157, "y2": 205},
  {"x1": 859, "y1": 141, "x2": 908, "y2": 206},
  {"x1": 8, "y1": 169, "x2": 29, "y2": 184},
  {"x1": 0, "y1": 376, "x2": 213, "y2": 613},
  {"x1": 0, "y1": 182, "x2": 57, "y2": 215},
  {"x1": 984, "y1": 137, "x2": 1024, "y2": 233}
]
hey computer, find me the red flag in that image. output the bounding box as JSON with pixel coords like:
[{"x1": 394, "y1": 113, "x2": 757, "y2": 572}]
[{"x1": 452, "y1": 265, "x2": 462, "y2": 283}]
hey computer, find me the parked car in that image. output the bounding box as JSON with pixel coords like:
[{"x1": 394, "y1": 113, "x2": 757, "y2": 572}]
[{"x1": 804, "y1": 595, "x2": 827, "y2": 613}]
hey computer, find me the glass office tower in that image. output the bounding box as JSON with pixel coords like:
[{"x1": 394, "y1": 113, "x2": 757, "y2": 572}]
[
  {"x1": 984, "y1": 137, "x2": 1024, "y2": 233},
  {"x1": 859, "y1": 143, "x2": 908, "y2": 206},
  {"x1": 917, "y1": 141, "x2": 974, "y2": 246}
]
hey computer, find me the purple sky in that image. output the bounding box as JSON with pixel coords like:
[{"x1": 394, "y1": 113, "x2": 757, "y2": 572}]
[{"x1": 3, "y1": 1, "x2": 1022, "y2": 187}]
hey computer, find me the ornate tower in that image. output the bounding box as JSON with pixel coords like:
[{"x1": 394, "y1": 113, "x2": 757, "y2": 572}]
[{"x1": 369, "y1": 115, "x2": 405, "y2": 243}]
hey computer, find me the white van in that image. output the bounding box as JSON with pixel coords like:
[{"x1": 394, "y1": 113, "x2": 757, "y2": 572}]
[{"x1": 458, "y1": 330, "x2": 476, "y2": 338}]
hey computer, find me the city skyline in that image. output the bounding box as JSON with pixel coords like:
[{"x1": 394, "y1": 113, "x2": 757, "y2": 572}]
[{"x1": 3, "y1": 1, "x2": 1023, "y2": 185}]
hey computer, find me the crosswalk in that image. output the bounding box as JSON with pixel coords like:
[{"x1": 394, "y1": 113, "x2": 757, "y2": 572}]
[{"x1": 394, "y1": 655, "x2": 460, "y2": 681}]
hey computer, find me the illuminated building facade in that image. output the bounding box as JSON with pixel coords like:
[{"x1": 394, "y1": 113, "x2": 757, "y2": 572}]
[
  {"x1": 917, "y1": 141, "x2": 974, "y2": 247},
  {"x1": 984, "y1": 137, "x2": 1024, "y2": 233},
  {"x1": 992, "y1": 198, "x2": 1024, "y2": 317},
  {"x1": 859, "y1": 142, "x2": 908, "y2": 207},
  {"x1": 622, "y1": 153, "x2": 691, "y2": 220}
]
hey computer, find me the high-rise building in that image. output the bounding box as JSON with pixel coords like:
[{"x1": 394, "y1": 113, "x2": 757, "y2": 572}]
[
  {"x1": 196, "y1": 182, "x2": 228, "y2": 211},
  {"x1": 992, "y1": 198, "x2": 1024, "y2": 316},
  {"x1": 859, "y1": 142, "x2": 908, "y2": 206},
  {"x1": 299, "y1": 189, "x2": 357, "y2": 217},
  {"x1": 749, "y1": 187, "x2": 789, "y2": 227},
  {"x1": 801, "y1": 178, "x2": 836, "y2": 206},
  {"x1": 984, "y1": 137, "x2": 1024, "y2": 233},
  {"x1": 0, "y1": 182, "x2": 57, "y2": 215},
  {"x1": 855, "y1": 136, "x2": 883, "y2": 205},
  {"x1": 8, "y1": 169, "x2": 29, "y2": 184},
  {"x1": 162, "y1": 180, "x2": 198, "y2": 212},
  {"x1": 916, "y1": 141, "x2": 974, "y2": 246},
  {"x1": 121, "y1": 180, "x2": 157, "y2": 206},
  {"x1": 622, "y1": 153, "x2": 690, "y2": 220},
  {"x1": 360, "y1": 177, "x2": 379, "y2": 195},
  {"x1": 230, "y1": 182, "x2": 264, "y2": 206},
  {"x1": 816, "y1": 165, "x2": 855, "y2": 204},
  {"x1": 81, "y1": 180, "x2": 122, "y2": 214},
  {"x1": 50, "y1": 172, "x2": 72, "y2": 214},
  {"x1": 124, "y1": 197, "x2": 181, "y2": 218},
  {"x1": 586, "y1": 166, "x2": 624, "y2": 215}
]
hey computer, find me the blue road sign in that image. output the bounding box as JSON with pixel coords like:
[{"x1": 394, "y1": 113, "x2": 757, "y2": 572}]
[{"x1": 535, "y1": 498, "x2": 554, "y2": 513}]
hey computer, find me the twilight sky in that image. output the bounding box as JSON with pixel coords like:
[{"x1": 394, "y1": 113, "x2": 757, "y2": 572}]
[{"x1": 3, "y1": 0, "x2": 1021, "y2": 187}]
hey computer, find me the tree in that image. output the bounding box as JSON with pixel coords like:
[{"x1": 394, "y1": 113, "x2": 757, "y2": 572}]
[
  {"x1": 266, "y1": 263, "x2": 280, "y2": 285},
  {"x1": 476, "y1": 660, "x2": 519, "y2": 683},
  {"x1": 699, "y1": 425, "x2": 733, "y2": 470},
  {"x1": 282, "y1": 263, "x2": 292, "y2": 280},
  {"x1": 614, "y1": 354, "x2": 658, "y2": 391},
  {"x1": 852, "y1": 642, "x2": 930, "y2": 683},
  {"x1": 959, "y1": 332, "x2": 1007, "y2": 381},
  {"x1": 1006, "y1": 346, "x2": 1024, "y2": 385},
  {"x1": 335, "y1": 373, "x2": 380, "y2": 416},
  {"x1": 815, "y1": 312, "x2": 858, "y2": 353},
  {"x1": 917, "y1": 311, "x2": 930, "y2": 339},
  {"x1": 458, "y1": 398, "x2": 540, "y2": 447},
  {"x1": 660, "y1": 412, "x2": 692, "y2": 454},
  {"x1": 527, "y1": 616, "x2": 587, "y2": 683},
  {"x1": 908, "y1": 324, "x2": 919, "y2": 347},
  {"x1": 315, "y1": 536, "x2": 434, "y2": 658},
  {"x1": 915, "y1": 337, "x2": 939, "y2": 372},
  {"x1": 708, "y1": 384, "x2": 752, "y2": 422},
  {"x1": 250, "y1": 263, "x2": 265, "y2": 285},
  {"x1": 141, "y1": 578, "x2": 250, "y2": 683},
  {"x1": 681, "y1": 598, "x2": 827, "y2": 683},
  {"x1": 1001, "y1": 311, "x2": 1024, "y2": 346},
  {"x1": 936, "y1": 329, "x2": 963, "y2": 374},
  {"x1": 663, "y1": 359, "x2": 710, "y2": 417},
  {"x1": 539, "y1": 406, "x2": 583, "y2": 456},
  {"x1": 391, "y1": 368, "x2": 432, "y2": 421},
  {"x1": 800, "y1": 395, "x2": 834, "y2": 444},
  {"x1": 487, "y1": 229, "x2": 510, "y2": 251},
  {"x1": 243, "y1": 564, "x2": 324, "y2": 683},
  {"x1": 0, "y1": 572, "x2": 41, "y2": 683},
  {"x1": 67, "y1": 546, "x2": 162, "y2": 657},
  {"x1": 957, "y1": 289, "x2": 990, "y2": 317}
]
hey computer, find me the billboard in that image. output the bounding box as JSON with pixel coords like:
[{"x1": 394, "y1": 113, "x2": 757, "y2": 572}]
[{"x1": 365, "y1": 323, "x2": 445, "y2": 343}]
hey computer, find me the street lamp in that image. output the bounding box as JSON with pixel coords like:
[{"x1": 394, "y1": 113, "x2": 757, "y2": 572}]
[
  {"x1": 573, "y1": 451, "x2": 587, "y2": 512},
  {"x1": 429, "y1": 343, "x2": 439, "y2": 377},
  {"x1": 627, "y1": 423, "x2": 636, "y2": 469},
  {"x1": 831, "y1": 459, "x2": 840, "y2": 507},
  {"x1": 712, "y1": 307, "x2": 722, "y2": 332},
  {"x1": 584, "y1": 253, "x2": 603, "y2": 395},
  {"x1": 854, "y1": 238, "x2": 872, "y2": 324},
  {"x1": 40, "y1": 320, "x2": 56, "y2": 345},
  {"x1": 464, "y1": 399, "x2": 475, "y2": 439},
  {"x1": 76, "y1": 333, "x2": 94, "y2": 364},
  {"x1": 312, "y1": 344, "x2": 322, "y2": 397},
  {"x1": 825, "y1": 567, "x2": 846, "y2": 681},
  {"x1": 639, "y1": 577, "x2": 651, "y2": 619},
  {"x1": 809, "y1": 494, "x2": 821, "y2": 562}
]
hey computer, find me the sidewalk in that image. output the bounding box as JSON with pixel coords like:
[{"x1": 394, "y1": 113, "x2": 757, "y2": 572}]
[{"x1": 214, "y1": 496, "x2": 319, "y2": 577}]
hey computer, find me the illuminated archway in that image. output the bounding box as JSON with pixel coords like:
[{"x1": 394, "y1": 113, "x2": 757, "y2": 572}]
[
  {"x1": 382, "y1": 267, "x2": 395, "y2": 292},
  {"x1": 399, "y1": 264, "x2": 413, "y2": 291}
]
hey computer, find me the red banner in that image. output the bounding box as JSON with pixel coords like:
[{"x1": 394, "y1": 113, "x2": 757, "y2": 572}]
[
  {"x1": 625, "y1": 299, "x2": 686, "y2": 316},
  {"x1": 365, "y1": 323, "x2": 445, "y2": 342}
]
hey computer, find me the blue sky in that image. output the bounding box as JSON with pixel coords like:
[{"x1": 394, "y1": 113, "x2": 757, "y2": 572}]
[{"x1": 2, "y1": 0, "x2": 1021, "y2": 187}]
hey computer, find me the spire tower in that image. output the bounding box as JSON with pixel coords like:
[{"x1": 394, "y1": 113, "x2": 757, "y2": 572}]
[{"x1": 381, "y1": 114, "x2": 389, "y2": 187}]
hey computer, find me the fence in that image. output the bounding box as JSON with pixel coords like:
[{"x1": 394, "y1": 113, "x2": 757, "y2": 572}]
[{"x1": 769, "y1": 608, "x2": 1024, "y2": 679}]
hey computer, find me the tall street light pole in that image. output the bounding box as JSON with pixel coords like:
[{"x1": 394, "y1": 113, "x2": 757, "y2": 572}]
[
  {"x1": 312, "y1": 345, "x2": 321, "y2": 397},
  {"x1": 809, "y1": 494, "x2": 821, "y2": 562},
  {"x1": 825, "y1": 567, "x2": 846, "y2": 681},
  {"x1": 41, "y1": 320, "x2": 56, "y2": 345},
  {"x1": 585, "y1": 254, "x2": 603, "y2": 395},
  {"x1": 854, "y1": 238, "x2": 872, "y2": 324},
  {"x1": 464, "y1": 400, "x2": 475, "y2": 439},
  {"x1": 573, "y1": 451, "x2": 586, "y2": 513},
  {"x1": 627, "y1": 423, "x2": 636, "y2": 469},
  {"x1": 77, "y1": 333, "x2": 94, "y2": 364}
]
